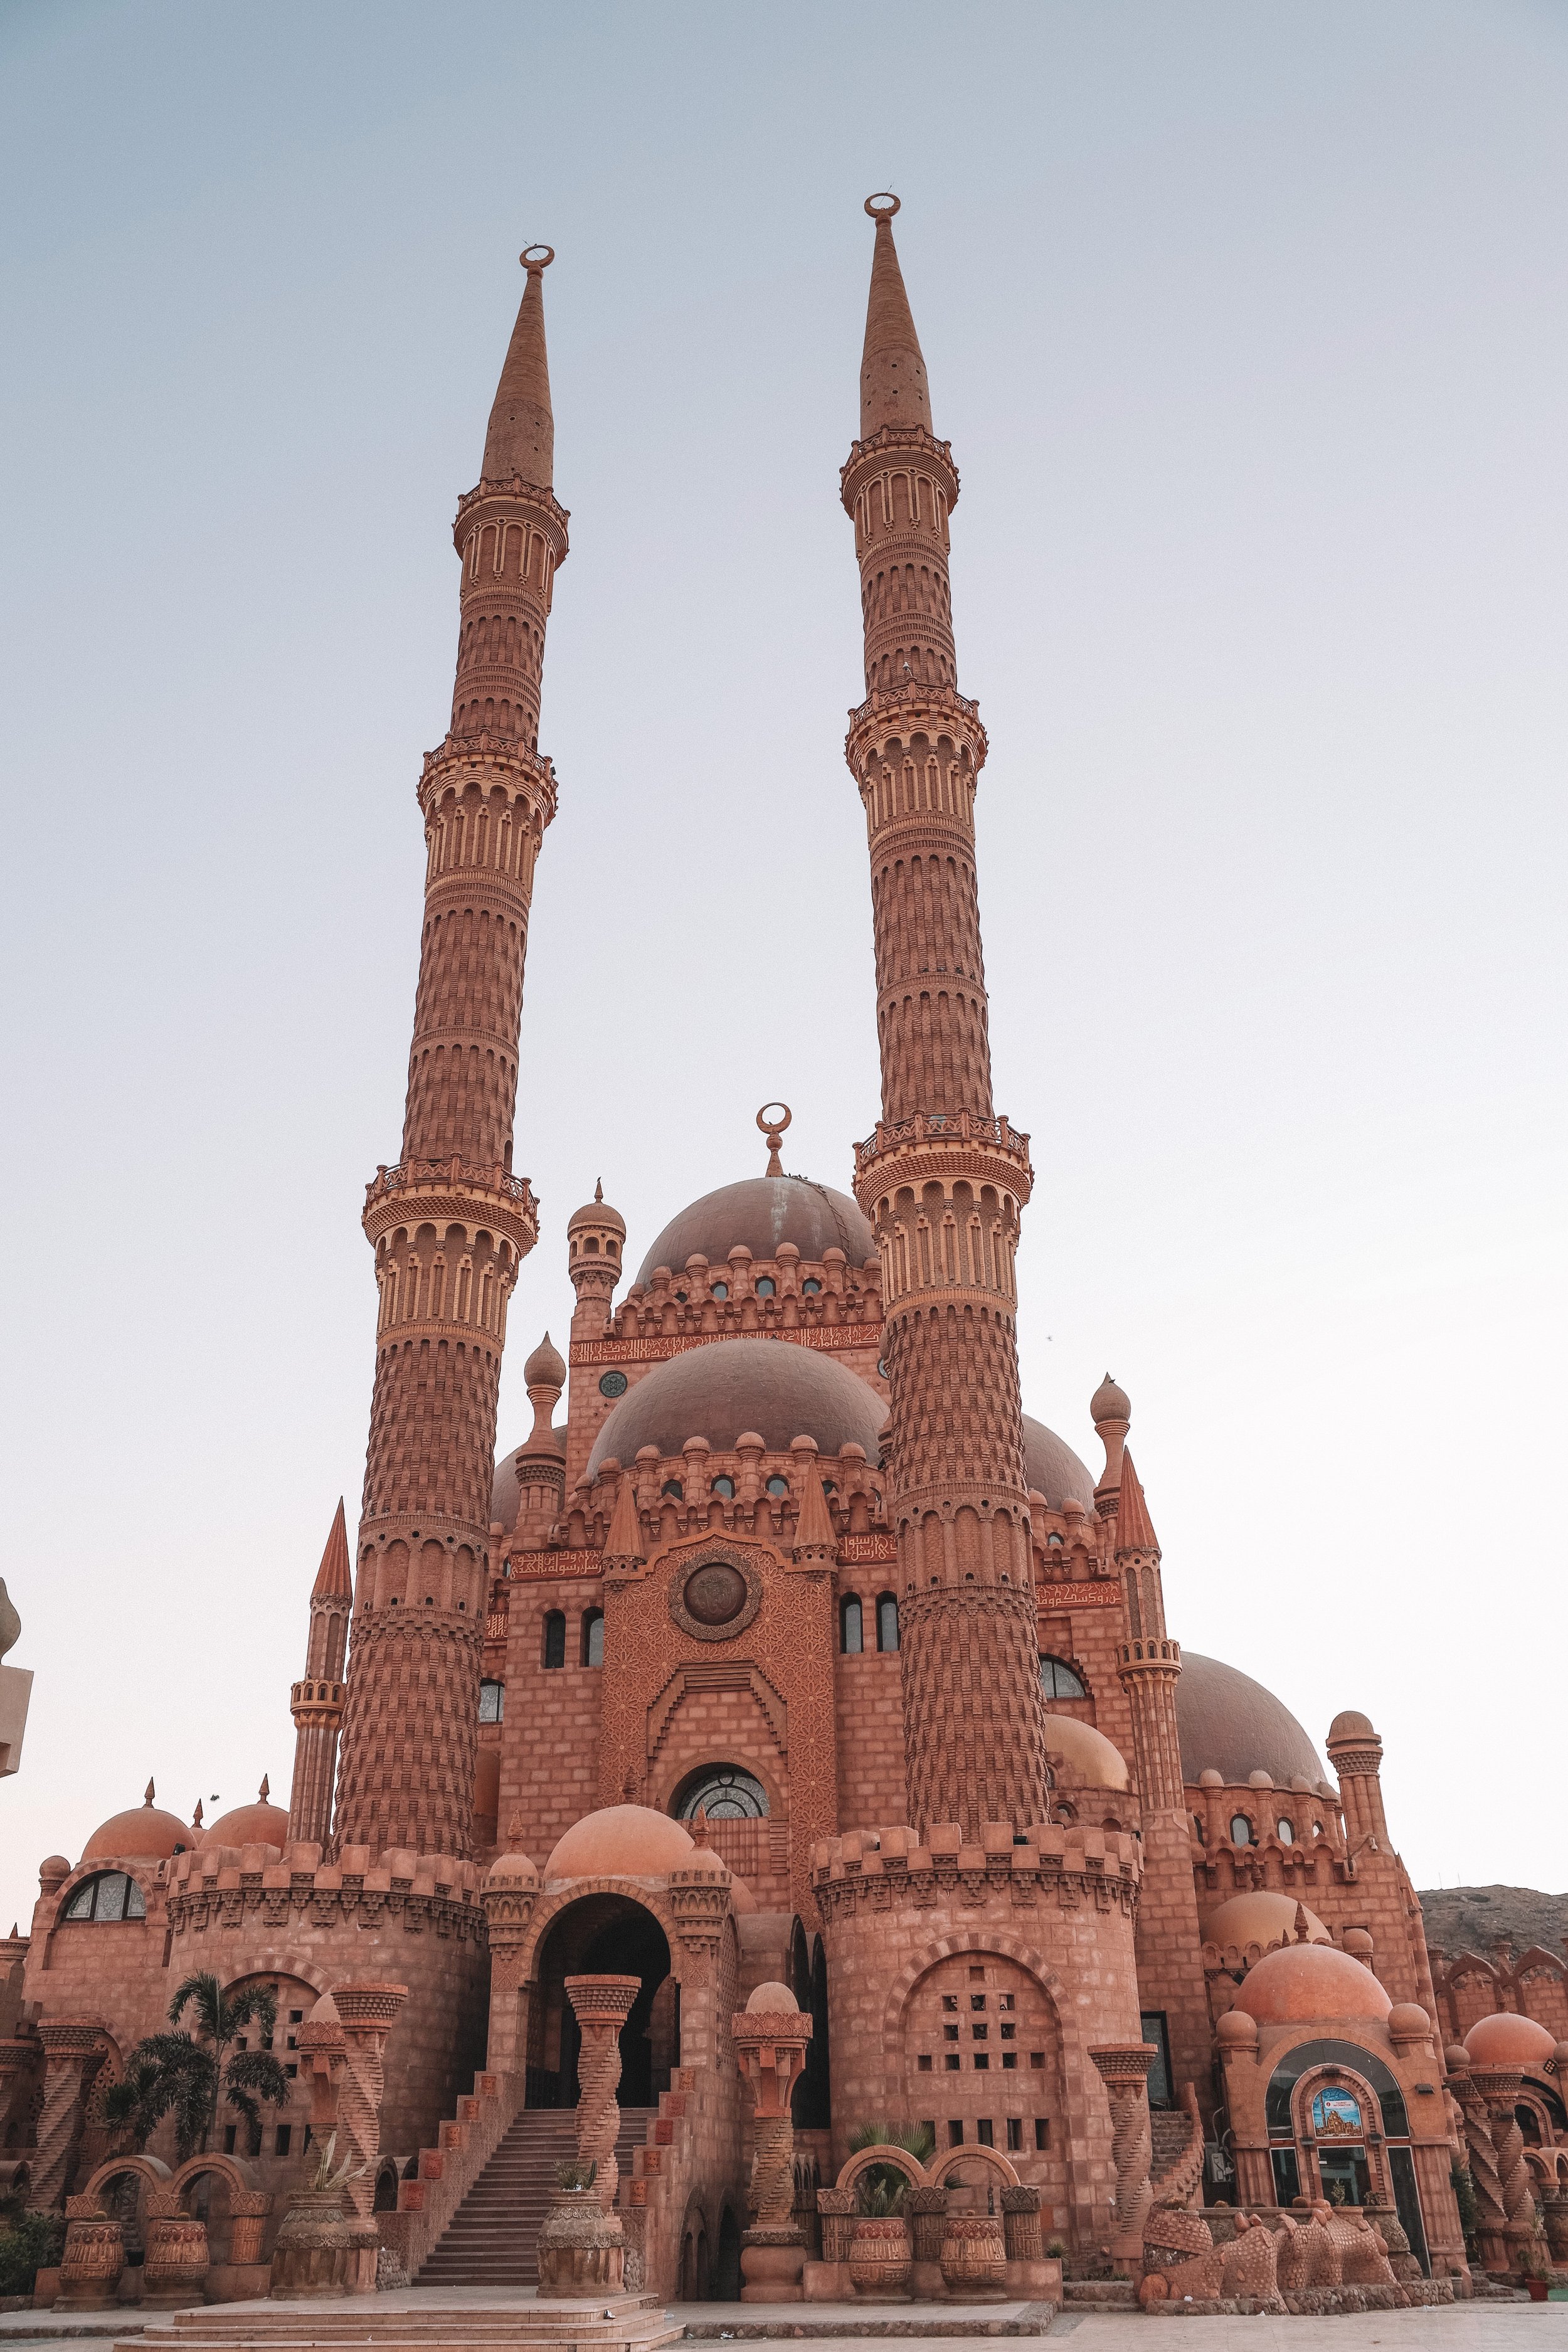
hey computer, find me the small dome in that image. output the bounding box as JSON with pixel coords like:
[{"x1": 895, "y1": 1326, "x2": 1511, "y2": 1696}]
[
  {"x1": 487, "y1": 1849, "x2": 539, "y2": 1887},
  {"x1": 82, "y1": 1791, "x2": 191, "y2": 1864},
  {"x1": 307, "y1": 1991, "x2": 341, "y2": 2023},
  {"x1": 1090, "y1": 1373, "x2": 1130, "y2": 1423},
  {"x1": 1217, "y1": 2008, "x2": 1259, "y2": 2048},
  {"x1": 544, "y1": 1804, "x2": 696, "y2": 1883},
  {"x1": 1043, "y1": 1715, "x2": 1130, "y2": 1793},
  {"x1": 1234, "y1": 1941, "x2": 1392, "y2": 2027},
  {"x1": 635, "y1": 1176, "x2": 872, "y2": 1287},
  {"x1": 40, "y1": 1855, "x2": 70, "y2": 1887},
  {"x1": 1328, "y1": 1710, "x2": 1377, "y2": 1743},
  {"x1": 524, "y1": 1332, "x2": 566, "y2": 1387},
  {"x1": 569, "y1": 1186, "x2": 626, "y2": 1237},
  {"x1": 1464, "y1": 2011, "x2": 1557, "y2": 2070},
  {"x1": 1387, "y1": 2003, "x2": 1433, "y2": 2043},
  {"x1": 586, "y1": 1339, "x2": 886, "y2": 1476},
  {"x1": 1202, "y1": 1892, "x2": 1330, "y2": 1952},
  {"x1": 1022, "y1": 1417, "x2": 1099, "y2": 1514},
  {"x1": 1177, "y1": 1655, "x2": 1326, "y2": 1789},
  {"x1": 745, "y1": 1980, "x2": 798, "y2": 2013},
  {"x1": 201, "y1": 1798, "x2": 289, "y2": 1853}
]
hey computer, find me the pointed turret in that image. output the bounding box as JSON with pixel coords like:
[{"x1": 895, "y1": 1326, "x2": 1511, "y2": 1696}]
[
  {"x1": 860, "y1": 196, "x2": 931, "y2": 438},
  {"x1": 312, "y1": 1498, "x2": 352, "y2": 1599},
  {"x1": 602, "y1": 1466, "x2": 644, "y2": 1571},
  {"x1": 791, "y1": 1453, "x2": 839, "y2": 1565},
  {"x1": 1113, "y1": 1451, "x2": 1159, "y2": 1557},
  {"x1": 483, "y1": 246, "x2": 556, "y2": 487}
]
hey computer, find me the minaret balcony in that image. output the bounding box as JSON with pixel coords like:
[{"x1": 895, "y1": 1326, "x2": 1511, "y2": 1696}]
[
  {"x1": 845, "y1": 681, "x2": 988, "y2": 780},
  {"x1": 363, "y1": 1155, "x2": 539, "y2": 1259},
  {"x1": 853, "y1": 1110, "x2": 1032, "y2": 1207}
]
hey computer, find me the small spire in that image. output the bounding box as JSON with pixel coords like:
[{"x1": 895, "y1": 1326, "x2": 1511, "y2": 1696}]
[
  {"x1": 791, "y1": 1458, "x2": 839, "y2": 1564},
  {"x1": 690, "y1": 1805, "x2": 711, "y2": 1848},
  {"x1": 603, "y1": 1468, "x2": 644, "y2": 1568},
  {"x1": 482, "y1": 245, "x2": 556, "y2": 487},
  {"x1": 312, "y1": 1500, "x2": 352, "y2": 1598},
  {"x1": 860, "y1": 194, "x2": 931, "y2": 439},
  {"x1": 258, "y1": 1774, "x2": 270, "y2": 1803},
  {"x1": 191, "y1": 1798, "x2": 204, "y2": 1830},
  {"x1": 1113, "y1": 1451, "x2": 1160, "y2": 1556},
  {"x1": 144, "y1": 1777, "x2": 156, "y2": 1806},
  {"x1": 1294, "y1": 1900, "x2": 1311, "y2": 1945},
  {"x1": 757, "y1": 1101, "x2": 791, "y2": 1178},
  {"x1": 594, "y1": 1179, "x2": 603, "y2": 1203}
]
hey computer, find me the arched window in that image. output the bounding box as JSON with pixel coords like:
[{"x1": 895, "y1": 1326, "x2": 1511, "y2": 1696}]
[
  {"x1": 711, "y1": 1281, "x2": 728, "y2": 1300},
  {"x1": 876, "y1": 1593, "x2": 899, "y2": 1652},
  {"x1": 660, "y1": 1479, "x2": 684, "y2": 1500},
  {"x1": 675, "y1": 1766, "x2": 768, "y2": 1820},
  {"x1": 61, "y1": 1872, "x2": 146, "y2": 1922},
  {"x1": 479, "y1": 1678, "x2": 505, "y2": 1723},
  {"x1": 711, "y1": 1476, "x2": 735, "y2": 1499},
  {"x1": 765, "y1": 1475, "x2": 789, "y2": 1498},
  {"x1": 581, "y1": 1608, "x2": 604, "y2": 1668},
  {"x1": 1230, "y1": 1814, "x2": 1254, "y2": 1846},
  {"x1": 542, "y1": 1610, "x2": 566, "y2": 1669},
  {"x1": 840, "y1": 1595, "x2": 864, "y2": 1654},
  {"x1": 1276, "y1": 1816, "x2": 1295, "y2": 1845},
  {"x1": 802, "y1": 1278, "x2": 822, "y2": 1295},
  {"x1": 755, "y1": 1277, "x2": 776, "y2": 1298},
  {"x1": 1039, "y1": 1654, "x2": 1086, "y2": 1700}
]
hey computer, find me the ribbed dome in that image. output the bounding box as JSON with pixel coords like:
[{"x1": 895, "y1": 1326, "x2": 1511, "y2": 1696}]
[
  {"x1": 586, "y1": 1339, "x2": 886, "y2": 1476},
  {"x1": 1022, "y1": 1416, "x2": 1098, "y2": 1512},
  {"x1": 635, "y1": 1177, "x2": 874, "y2": 1286},
  {"x1": 1177, "y1": 1654, "x2": 1326, "y2": 1789}
]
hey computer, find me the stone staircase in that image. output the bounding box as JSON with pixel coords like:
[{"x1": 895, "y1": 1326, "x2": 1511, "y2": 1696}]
[
  {"x1": 415, "y1": 2106, "x2": 658, "y2": 2287},
  {"x1": 114, "y1": 2297, "x2": 684, "y2": 2352},
  {"x1": 1061, "y1": 2279, "x2": 1138, "y2": 2314}
]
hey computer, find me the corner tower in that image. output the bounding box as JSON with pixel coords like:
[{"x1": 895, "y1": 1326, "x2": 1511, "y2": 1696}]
[
  {"x1": 844, "y1": 197, "x2": 1050, "y2": 1834},
  {"x1": 332, "y1": 248, "x2": 569, "y2": 1858}
]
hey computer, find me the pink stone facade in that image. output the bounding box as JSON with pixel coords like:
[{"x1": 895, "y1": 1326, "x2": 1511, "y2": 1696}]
[{"x1": 13, "y1": 201, "x2": 1564, "y2": 2307}]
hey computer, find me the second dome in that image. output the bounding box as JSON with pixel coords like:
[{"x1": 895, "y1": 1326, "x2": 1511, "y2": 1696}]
[
  {"x1": 635, "y1": 1176, "x2": 874, "y2": 1286},
  {"x1": 586, "y1": 1338, "x2": 887, "y2": 1475}
]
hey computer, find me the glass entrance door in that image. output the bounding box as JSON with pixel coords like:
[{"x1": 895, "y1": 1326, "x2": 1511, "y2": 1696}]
[
  {"x1": 1316, "y1": 2144, "x2": 1370, "y2": 2206},
  {"x1": 1388, "y1": 2145, "x2": 1431, "y2": 2275}
]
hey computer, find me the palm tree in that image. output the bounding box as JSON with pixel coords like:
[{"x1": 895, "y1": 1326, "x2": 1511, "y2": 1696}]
[{"x1": 104, "y1": 1973, "x2": 290, "y2": 2161}]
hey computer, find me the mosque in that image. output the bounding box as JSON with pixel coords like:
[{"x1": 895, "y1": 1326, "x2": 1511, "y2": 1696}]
[{"x1": 5, "y1": 198, "x2": 1566, "y2": 2313}]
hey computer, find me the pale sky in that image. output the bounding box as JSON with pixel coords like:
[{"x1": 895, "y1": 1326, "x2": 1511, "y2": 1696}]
[{"x1": 2, "y1": 1, "x2": 1564, "y2": 1934}]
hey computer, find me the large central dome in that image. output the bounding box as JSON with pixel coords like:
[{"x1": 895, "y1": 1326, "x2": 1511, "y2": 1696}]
[
  {"x1": 1176, "y1": 1654, "x2": 1327, "y2": 1789},
  {"x1": 587, "y1": 1337, "x2": 887, "y2": 1473},
  {"x1": 635, "y1": 1176, "x2": 874, "y2": 1286}
]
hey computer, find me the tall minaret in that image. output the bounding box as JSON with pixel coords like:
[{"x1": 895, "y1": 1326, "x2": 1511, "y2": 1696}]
[
  {"x1": 332, "y1": 247, "x2": 569, "y2": 1858},
  {"x1": 844, "y1": 198, "x2": 1051, "y2": 1835},
  {"x1": 287, "y1": 1500, "x2": 352, "y2": 1848}
]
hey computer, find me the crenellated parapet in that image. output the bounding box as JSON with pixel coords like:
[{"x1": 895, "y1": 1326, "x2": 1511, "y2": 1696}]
[
  {"x1": 811, "y1": 1820, "x2": 1143, "y2": 1924},
  {"x1": 162, "y1": 1843, "x2": 487, "y2": 1945}
]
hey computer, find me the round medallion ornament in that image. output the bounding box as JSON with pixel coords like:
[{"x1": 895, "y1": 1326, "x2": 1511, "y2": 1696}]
[
  {"x1": 684, "y1": 1561, "x2": 747, "y2": 1626},
  {"x1": 598, "y1": 1369, "x2": 628, "y2": 1398},
  {"x1": 667, "y1": 1543, "x2": 765, "y2": 1643}
]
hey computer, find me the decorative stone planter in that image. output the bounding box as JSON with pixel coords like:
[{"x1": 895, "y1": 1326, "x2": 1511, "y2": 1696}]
[
  {"x1": 142, "y1": 2215, "x2": 209, "y2": 2308},
  {"x1": 848, "y1": 2215, "x2": 912, "y2": 2299},
  {"x1": 56, "y1": 2217, "x2": 125, "y2": 2310},
  {"x1": 939, "y1": 2212, "x2": 1007, "y2": 2299},
  {"x1": 268, "y1": 2188, "x2": 356, "y2": 2299},
  {"x1": 740, "y1": 2223, "x2": 806, "y2": 2302},
  {"x1": 535, "y1": 2187, "x2": 626, "y2": 2297}
]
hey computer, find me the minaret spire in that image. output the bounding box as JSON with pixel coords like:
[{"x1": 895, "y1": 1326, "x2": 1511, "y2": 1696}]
[
  {"x1": 844, "y1": 198, "x2": 1049, "y2": 1836},
  {"x1": 287, "y1": 1502, "x2": 352, "y2": 1849},
  {"x1": 860, "y1": 196, "x2": 931, "y2": 437},
  {"x1": 483, "y1": 245, "x2": 556, "y2": 488},
  {"x1": 332, "y1": 246, "x2": 571, "y2": 1860}
]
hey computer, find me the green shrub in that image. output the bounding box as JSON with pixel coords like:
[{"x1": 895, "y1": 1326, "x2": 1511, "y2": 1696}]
[
  {"x1": 554, "y1": 2157, "x2": 598, "y2": 2191},
  {"x1": 0, "y1": 2212, "x2": 66, "y2": 2297}
]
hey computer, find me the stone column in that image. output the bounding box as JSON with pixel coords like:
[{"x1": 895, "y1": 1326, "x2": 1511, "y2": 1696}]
[
  {"x1": 564, "y1": 1974, "x2": 640, "y2": 2213},
  {"x1": 333, "y1": 1982, "x2": 408, "y2": 2224},
  {"x1": 479, "y1": 1849, "x2": 539, "y2": 2077},
  {"x1": 1091, "y1": 2044, "x2": 1158, "y2": 2268},
  {"x1": 27, "y1": 2020, "x2": 107, "y2": 2212},
  {"x1": 908, "y1": 2185, "x2": 949, "y2": 2296},
  {"x1": 1458, "y1": 2064, "x2": 1517, "y2": 2273},
  {"x1": 731, "y1": 1984, "x2": 813, "y2": 2302},
  {"x1": 1542, "y1": 2186, "x2": 1568, "y2": 2269},
  {"x1": 0, "y1": 2033, "x2": 40, "y2": 2150}
]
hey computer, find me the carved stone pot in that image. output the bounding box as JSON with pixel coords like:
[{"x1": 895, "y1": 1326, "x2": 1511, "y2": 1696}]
[
  {"x1": 142, "y1": 2215, "x2": 209, "y2": 2308},
  {"x1": 268, "y1": 2188, "x2": 356, "y2": 2299},
  {"x1": 535, "y1": 2188, "x2": 626, "y2": 2298},
  {"x1": 939, "y1": 2213, "x2": 1007, "y2": 2300},
  {"x1": 56, "y1": 2218, "x2": 125, "y2": 2310},
  {"x1": 848, "y1": 2215, "x2": 912, "y2": 2299}
]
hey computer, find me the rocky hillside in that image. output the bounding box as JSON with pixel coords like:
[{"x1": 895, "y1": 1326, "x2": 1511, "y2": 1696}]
[{"x1": 1417, "y1": 1884, "x2": 1568, "y2": 1959}]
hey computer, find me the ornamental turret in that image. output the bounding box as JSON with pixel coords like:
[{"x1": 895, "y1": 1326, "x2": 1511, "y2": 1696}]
[
  {"x1": 844, "y1": 197, "x2": 1048, "y2": 1836},
  {"x1": 332, "y1": 248, "x2": 569, "y2": 1859},
  {"x1": 287, "y1": 1500, "x2": 352, "y2": 1848}
]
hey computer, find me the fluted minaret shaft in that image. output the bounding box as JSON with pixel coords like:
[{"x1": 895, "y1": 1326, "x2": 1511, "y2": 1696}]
[
  {"x1": 333, "y1": 250, "x2": 568, "y2": 1860},
  {"x1": 845, "y1": 199, "x2": 1049, "y2": 1837}
]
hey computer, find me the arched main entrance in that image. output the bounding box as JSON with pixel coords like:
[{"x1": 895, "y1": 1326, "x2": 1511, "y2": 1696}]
[{"x1": 527, "y1": 1895, "x2": 676, "y2": 2109}]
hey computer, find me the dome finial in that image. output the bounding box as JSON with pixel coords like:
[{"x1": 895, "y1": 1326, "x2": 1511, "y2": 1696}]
[
  {"x1": 191, "y1": 1798, "x2": 203, "y2": 1829},
  {"x1": 756, "y1": 1101, "x2": 792, "y2": 1177},
  {"x1": 258, "y1": 1773, "x2": 270, "y2": 1802},
  {"x1": 595, "y1": 1178, "x2": 603, "y2": 1202},
  {"x1": 144, "y1": 1777, "x2": 155, "y2": 1806}
]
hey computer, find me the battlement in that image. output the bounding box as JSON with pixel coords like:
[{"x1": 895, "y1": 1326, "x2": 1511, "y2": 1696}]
[
  {"x1": 810, "y1": 1820, "x2": 1142, "y2": 1922},
  {"x1": 161, "y1": 1843, "x2": 488, "y2": 1939}
]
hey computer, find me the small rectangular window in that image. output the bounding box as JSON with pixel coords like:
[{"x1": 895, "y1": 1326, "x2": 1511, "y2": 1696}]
[
  {"x1": 972, "y1": 2024, "x2": 988, "y2": 2040},
  {"x1": 944, "y1": 2023, "x2": 959, "y2": 2040},
  {"x1": 968, "y1": 1966, "x2": 985, "y2": 1982},
  {"x1": 289, "y1": 2010, "x2": 303, "y2": 2024},
  {"x1": 285, "y1": 2035, "x2": 297, "y2": 2050},
  {"x1": 970, "y1": 1994, "x2": 987, "y2": 2010},
  {"x1": 977, "y1": 2118, "x2": 994, "y2": 2146},
  {"x1": 222, "y1": 2125, "x2": 236, "y2": 2154},
  {"x1": 1002, "y1": 2052, "x2": 1017, "y2": 2070},
  {"x1": 1035, "y1": 2119, "x2": 1049, "y2": 2151},
  {"x1": 945, "y1": 2053, "x2": 960, "y2": 2070},
  {"x1": 1030, "y1": 2051, "x2": 1046, "y2": 2069},
  {"x1": 285, "y1": 2062, "x2": 297, "y2": 2079},
  {"x1": 974, "y1": 2053, "x2": 990, "y2": 2070},
  {"x1": 948, "y1": 2121, "x2": 964, "y2": 2146},
  {"x1": 941, "y1": 1994, "x2": 958, "y2": 2011},
  {"x1": 999, "y1": 1993, "x2": 1015, "y2": 2010},
  {"x1": 918, "y1": 2053, "x2": 933, "y2": 2072},
  {"x1": 1007, "y1": 2117, "x2": 1023, "y2": 2151},
  {"x1": 275, "y1": 2124, "x2": 292, "y2": 2157},
  {"x1": 1000, "y1": 2023, "x2": 1015, "y2": 2040}
]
